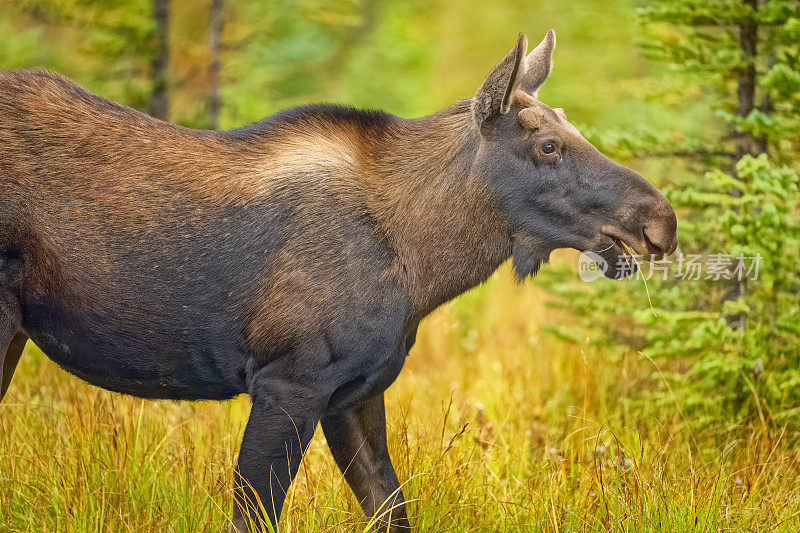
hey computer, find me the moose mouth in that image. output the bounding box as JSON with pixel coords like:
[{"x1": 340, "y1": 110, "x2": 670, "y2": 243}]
[
  {"x1": 608, "y1": 232, "x2": 666, "y2": 260},
  {"x1": 608, "y1": 236, "x2": 638, "y2": 276},
  {"x1": 612, "y1": 237, "x2": 636, "y2": 265},
  {"x1": 588, "y1": 233, "x2": 646, "y2": 279}
]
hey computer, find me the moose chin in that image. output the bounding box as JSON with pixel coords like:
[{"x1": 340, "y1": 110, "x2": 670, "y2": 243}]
[{"x1": 0, "y1": 29, "x2": 676, "y2": 532}]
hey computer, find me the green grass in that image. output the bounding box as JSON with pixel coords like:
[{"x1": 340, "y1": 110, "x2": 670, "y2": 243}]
[{"x1": 2, "y1": 265, "x2": 799, "y2": 532}]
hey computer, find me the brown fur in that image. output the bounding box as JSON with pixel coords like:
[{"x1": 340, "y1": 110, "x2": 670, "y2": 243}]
[
  {"x1": 0, "y1": 69, "x2": 514, "y2": 353},
  {"x1": 248, "y1": 101, "x2": 515, "y2": 348}
]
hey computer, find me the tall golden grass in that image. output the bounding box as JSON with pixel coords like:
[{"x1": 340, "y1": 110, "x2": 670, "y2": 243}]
[{"x1": 2, "y1": 263, "x2": 799, "y2": 531}]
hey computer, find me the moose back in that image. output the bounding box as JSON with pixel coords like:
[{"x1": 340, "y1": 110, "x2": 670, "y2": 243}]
[{"x1": 0, "y1": 30, "x2": 676, "y2": 531}]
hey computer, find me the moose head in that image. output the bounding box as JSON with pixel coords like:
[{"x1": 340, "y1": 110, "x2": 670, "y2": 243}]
[{"x1": 472, "y1": 30, "x2": 677, "y2": 279}]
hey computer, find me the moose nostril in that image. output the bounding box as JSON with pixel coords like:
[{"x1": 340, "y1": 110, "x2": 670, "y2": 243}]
[
  {"x1": 643, "y1": 214, "x2": 678, "y2": 258},
  {"x1": 640, "y1": 195, "x2": 679, "y2": 258},
  {"x1": 643, "y1": 231, "x2": 663, "y2": 256}
]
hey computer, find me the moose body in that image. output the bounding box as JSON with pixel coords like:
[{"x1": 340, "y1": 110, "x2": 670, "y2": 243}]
[
  {"x1": 0, "y1": 30, "x2": 677, "y2": 531},
  {"x1": 0, "y1": 93, "x2": 416, "y2": 402}
]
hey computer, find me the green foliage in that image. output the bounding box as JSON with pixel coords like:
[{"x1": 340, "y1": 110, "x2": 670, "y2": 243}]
[
  {"x1": 17, "y1": 0, "x2": 154, "y2": 108},
  {"x1": 0, "y1": 18, "x2": 47, "y2": 68},
  {"x1": 544, "y1": 0, "x2": 800, "y2": 434},
  {"x1": 221, "y1": 0, "x2": 436, "y2": 125},
  {"x1": 646, "y1": 155, "x2": 800, "y2": 427}
]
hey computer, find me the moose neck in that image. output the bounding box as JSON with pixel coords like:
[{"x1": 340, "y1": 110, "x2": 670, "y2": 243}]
[{"x1": 368, "y1": 100, "x2": 514, "y2": 316}]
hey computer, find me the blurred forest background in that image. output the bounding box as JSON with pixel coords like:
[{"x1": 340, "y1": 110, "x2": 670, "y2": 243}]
[{"x1": 1, "y1": 0, "x2": 800, "y2": 531}]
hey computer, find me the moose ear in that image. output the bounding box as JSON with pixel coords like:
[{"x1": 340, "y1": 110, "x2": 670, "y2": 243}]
[
  {"x1": 519, "y1": 29, "x2": 556, "y2": 96},
  {"x1": 473, "y1": 33, "x2": 528, "y2": 127}
]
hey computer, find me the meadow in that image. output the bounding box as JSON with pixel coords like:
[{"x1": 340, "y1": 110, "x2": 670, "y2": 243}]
[
  {"x1": 2, "y1": 0, "x2": 800, "y2": 531},
  {"x1": 2, "y1": 266, "x2": 799, "y2": 532}
]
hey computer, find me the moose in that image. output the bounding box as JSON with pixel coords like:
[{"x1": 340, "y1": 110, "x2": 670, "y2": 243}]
[{"x1": 0, "y1": 29, "x2": 676, "y2": 531}]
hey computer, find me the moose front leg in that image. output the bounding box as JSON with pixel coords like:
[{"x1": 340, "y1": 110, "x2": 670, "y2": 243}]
[
  {"x1": 0, "y1": 304, "x2": 24, "y2": 402},
  {"x1": 231, "y1": 361, "x2": 328, "y2": 532},
  {"x1": 322, "y1": 393, "x2": 410, "y2": 531},
  {"x1": 1, "y1": 332, "x2": 27, "y2": 400}
]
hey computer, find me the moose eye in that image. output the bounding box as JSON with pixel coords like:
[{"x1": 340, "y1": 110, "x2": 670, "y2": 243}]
[{"x1": 541, "y1": 141, "x2": 557, "y2": 154}]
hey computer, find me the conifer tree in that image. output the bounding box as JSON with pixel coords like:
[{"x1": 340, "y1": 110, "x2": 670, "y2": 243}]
[{"x1": 544, "y1": 0, "x2": 800, "y2": 430}]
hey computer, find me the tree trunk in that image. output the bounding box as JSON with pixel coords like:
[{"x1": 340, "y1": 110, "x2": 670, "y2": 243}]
[
  {"x1": 735, "y1": 0, "x2": 759, "y2": 163},
  {"x1": 756, "y1": 43, "x2": 774, "y2": 155},
  {"x1": 727, "y1": 0, "x2": 760, "y2": 331},
  {"x1": 149, "y1": 0, "x2": 170, "y2": 120},
  {"x1": 206, "y1": 0, "x2": 224, "y2": 130}
]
